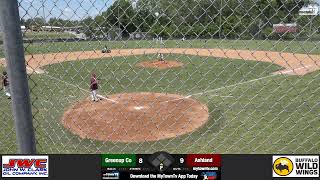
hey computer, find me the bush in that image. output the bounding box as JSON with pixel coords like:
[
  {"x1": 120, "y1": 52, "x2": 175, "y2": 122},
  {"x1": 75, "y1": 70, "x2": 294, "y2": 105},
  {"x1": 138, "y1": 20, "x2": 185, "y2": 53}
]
[{"x1": 261, "y1": 26, "x2": 273, "y2": 39}]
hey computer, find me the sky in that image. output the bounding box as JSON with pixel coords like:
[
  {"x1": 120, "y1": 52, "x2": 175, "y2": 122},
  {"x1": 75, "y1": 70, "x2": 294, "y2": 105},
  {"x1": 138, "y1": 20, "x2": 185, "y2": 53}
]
[
  {"x1": 15, "y1": 0, "x2": 320, "y2": 21},
  {"x1": 18, "y1": 0, "x2": 114, "y2": 21}
]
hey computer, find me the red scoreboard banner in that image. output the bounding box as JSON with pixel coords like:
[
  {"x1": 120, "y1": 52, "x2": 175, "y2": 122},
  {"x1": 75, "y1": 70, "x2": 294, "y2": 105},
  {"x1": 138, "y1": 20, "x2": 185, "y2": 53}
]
[
  {"x1": 1, "y1": 154, "x2": 319, "y2": 179},
  {"x1": 186, "y1": 154, "x2": 221, "y2": 168}
]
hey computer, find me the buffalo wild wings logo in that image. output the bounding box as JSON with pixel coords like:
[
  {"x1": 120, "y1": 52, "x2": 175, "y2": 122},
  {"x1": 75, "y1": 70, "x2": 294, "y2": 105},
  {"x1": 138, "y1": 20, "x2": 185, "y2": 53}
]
[
  {"x1": 273, "y1": 157, "x2": 293, "y2": 176},
  {"x1": 272, "y1": 156, "x2": 319, "y2": 178}
]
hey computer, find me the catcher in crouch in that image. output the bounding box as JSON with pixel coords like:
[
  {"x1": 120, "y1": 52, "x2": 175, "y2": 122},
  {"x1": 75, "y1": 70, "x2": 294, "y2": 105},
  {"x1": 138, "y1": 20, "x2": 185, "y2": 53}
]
[
  {"x1": 158, "y1": 53, "x2": 165, "y2": 62},
  {"x1": 90, "y1": 73, "x2": 100, "y2": 102},
  {"x1": 102, "y1": 45, "x2": 111, "y2": 53}
]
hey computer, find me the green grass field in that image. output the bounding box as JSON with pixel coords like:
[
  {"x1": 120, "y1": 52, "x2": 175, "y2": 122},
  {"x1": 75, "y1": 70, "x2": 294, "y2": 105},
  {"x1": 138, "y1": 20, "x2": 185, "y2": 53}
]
[
  {"x1": 1, "y1": 52, "x2": 319, "y2": 154},
  {"x1": 22, "y1": 31, "x2": 76, "y2": 39},
  {"x1": 1, "y1": 39, "x2": 320, "y2": 58},
  {"x1": 0, "y1": 31, "x2": 76, "y2": 41}
]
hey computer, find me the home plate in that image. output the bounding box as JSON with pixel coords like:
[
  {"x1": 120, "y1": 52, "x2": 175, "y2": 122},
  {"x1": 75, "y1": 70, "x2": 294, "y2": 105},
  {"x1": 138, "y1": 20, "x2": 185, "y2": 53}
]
[{"x1": 134, "y1": 106, "x2": 147, "y2": 110}]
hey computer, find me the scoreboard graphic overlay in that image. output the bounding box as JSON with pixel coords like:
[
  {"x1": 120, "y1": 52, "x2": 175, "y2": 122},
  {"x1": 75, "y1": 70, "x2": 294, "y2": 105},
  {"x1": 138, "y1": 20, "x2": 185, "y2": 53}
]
[{"x1": 101, "y1": 152, "x2": 221, "y2": 180}]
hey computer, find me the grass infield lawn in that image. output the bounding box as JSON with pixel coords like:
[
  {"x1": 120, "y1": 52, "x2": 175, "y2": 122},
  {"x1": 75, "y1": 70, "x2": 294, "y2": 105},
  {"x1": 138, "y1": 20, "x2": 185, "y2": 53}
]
[
  {"x1": 1, "y1": 39, "x2": 320, "y2": 58},
  {"x1": 0, "y1": 54, "x2": 319, "y2": 154}
]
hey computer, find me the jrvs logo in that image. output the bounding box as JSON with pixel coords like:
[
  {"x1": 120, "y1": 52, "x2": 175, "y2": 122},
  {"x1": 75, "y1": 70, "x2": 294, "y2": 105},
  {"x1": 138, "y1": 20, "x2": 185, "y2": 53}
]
[
  {"x1": 1, "y1": 156, "x2": 49, "y2": 177},
  {"x1": 273, "y1": 156, "x2": 319, "y2": 178}
]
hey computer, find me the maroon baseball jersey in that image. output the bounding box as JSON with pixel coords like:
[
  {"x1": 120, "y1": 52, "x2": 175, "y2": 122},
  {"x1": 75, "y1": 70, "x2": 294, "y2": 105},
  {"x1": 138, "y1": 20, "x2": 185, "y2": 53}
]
[
  {"x1": 2, "y1": 75, "x2": 9, "y2": 87},
  {"x1": 90, "y1": 76, "x2": 98, "y2": 90}
]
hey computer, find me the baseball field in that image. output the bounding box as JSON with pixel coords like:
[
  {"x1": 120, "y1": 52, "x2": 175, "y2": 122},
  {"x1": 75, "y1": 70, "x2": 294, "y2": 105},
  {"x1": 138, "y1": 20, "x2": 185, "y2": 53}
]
[{"x1": 0, "y1": 39, "x2": 319, "y2": 154}]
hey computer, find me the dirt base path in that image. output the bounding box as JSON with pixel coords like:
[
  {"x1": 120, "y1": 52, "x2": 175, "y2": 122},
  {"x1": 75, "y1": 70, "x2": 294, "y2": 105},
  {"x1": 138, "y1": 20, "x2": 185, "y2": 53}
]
[
  {"x1": 1, "y1": 48, "x2": 320, "y2": 75},
  {"x1": 136, "y1": 60, "x2": 184, "y2": 69},
  {"x1": 62, "y1": 92, "x2": 209, "y2": 142}
]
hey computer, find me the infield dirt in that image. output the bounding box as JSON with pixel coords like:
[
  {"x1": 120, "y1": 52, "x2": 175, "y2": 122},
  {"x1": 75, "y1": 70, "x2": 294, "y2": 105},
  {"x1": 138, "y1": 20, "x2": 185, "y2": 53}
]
[
  {"x1": 62, "y1": 92, "x2": 209, "y2": 142},
  {"x1": 136, "y1": 60, "x2": 184, "y2": 69},
  {"x1": 1, "y1": 48, "x2": 319, "y2": 75}
]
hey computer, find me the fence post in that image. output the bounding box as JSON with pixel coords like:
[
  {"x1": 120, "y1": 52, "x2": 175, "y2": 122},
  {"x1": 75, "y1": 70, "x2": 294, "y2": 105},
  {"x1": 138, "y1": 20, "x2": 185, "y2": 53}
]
[{"x1": 0, "y1": 0, "x2": 36, "y2": 154}]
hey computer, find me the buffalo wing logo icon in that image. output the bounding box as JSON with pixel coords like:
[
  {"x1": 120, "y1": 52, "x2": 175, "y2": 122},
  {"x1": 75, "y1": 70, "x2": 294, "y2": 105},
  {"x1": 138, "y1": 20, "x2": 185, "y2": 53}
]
[{"x1": 273, "y1": 157, "x2": 294, "y2": 176}]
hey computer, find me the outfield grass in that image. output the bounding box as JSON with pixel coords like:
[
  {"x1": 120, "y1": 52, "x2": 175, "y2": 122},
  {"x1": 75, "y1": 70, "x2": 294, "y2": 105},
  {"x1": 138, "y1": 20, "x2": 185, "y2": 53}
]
[
  {"x1": 0, "y1": 31, "x2": 75, "y2": 41},
  {"x1": 23, "y1": 31, "x2": 76, "y2": 40},
  {"x1": 1, "y1": 39, "x2": 320, "y2": 58},
  {"x1": 1, "y1": 54, "x2": 319, "y2": 154}
]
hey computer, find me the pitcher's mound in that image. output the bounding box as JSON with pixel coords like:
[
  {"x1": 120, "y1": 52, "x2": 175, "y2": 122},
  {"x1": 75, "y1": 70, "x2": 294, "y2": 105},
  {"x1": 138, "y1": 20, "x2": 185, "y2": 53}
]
[
  {"x1": 137, "y1": 60, "x2": 184, "y2": 69},
  {"x1": 62, "y1": 92, "x2": 208, "y2": 142}
]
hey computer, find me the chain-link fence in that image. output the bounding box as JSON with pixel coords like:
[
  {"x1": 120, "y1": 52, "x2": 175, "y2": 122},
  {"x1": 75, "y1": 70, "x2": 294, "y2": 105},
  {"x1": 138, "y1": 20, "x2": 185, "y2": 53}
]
[{"x1": 0, "y1": 0, "x2": 319, "y2": 154}]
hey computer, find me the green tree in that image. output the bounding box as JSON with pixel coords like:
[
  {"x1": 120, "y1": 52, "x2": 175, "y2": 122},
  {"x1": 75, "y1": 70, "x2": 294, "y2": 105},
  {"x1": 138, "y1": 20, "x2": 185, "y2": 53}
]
[
  {"x1": 98, "y1": 0, "x2": 137, "y2": 37},
  {"x1": 81, "y1": 16, "x2": 95, "y2": 38}
]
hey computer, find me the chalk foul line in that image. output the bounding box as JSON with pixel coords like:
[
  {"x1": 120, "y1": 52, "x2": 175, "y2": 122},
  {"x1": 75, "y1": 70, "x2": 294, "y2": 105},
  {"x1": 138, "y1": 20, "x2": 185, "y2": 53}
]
[
  {"x1": 43, "y1": 72, "x2": 277, "y2": 104},
  {"x1": 42, "y1": 73, "x2": 118, "y2": 103},
  {"x1": 162, "y1": 74, "x2": 278, "y2": 103}
]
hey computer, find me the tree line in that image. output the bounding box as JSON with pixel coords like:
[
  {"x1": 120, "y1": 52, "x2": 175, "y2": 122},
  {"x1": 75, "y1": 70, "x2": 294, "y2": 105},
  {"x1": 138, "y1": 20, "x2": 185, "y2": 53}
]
[{"x1": 21, "y1": 0, "x2": 319, "y2": 40}]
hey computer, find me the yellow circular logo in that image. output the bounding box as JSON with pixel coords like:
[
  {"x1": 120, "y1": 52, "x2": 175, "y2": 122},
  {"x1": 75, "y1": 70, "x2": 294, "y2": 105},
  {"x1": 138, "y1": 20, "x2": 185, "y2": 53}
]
[{"x1": 273, "y1": 157, "x2": 294, "y2": 176}]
